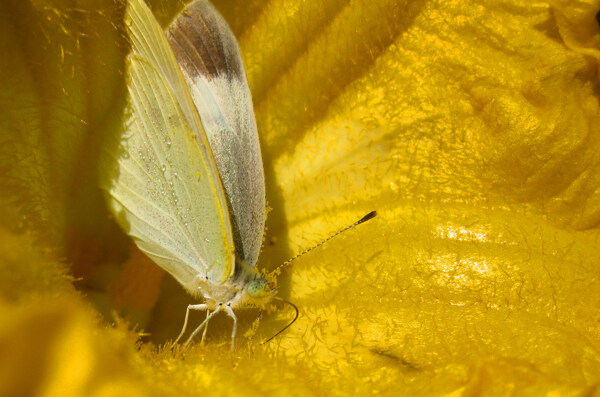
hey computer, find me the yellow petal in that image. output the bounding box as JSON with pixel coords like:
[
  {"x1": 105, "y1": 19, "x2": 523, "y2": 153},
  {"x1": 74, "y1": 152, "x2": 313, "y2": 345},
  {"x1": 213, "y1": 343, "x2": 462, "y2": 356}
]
[
  {"x1": 0, "y1": 298, "x2": 153, "y2": 397},
  {"x1": 1, "y1": 0, "x2": 600, "y2": 395}
]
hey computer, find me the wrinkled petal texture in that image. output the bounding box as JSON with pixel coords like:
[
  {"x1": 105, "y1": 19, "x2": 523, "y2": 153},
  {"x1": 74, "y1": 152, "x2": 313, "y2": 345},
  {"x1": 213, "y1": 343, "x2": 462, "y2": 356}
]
[
  {"x1": 242, "y1": 0, "x2": 600, "y2": 393},
  {"x1": 1, "y1": 0, "x2": 600, "y2": 395}
]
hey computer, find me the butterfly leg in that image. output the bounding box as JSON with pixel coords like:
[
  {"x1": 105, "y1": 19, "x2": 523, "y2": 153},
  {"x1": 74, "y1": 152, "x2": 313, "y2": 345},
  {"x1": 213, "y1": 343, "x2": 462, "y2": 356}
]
[
  {"x1": 173, "y1": 303, "x2": 209, "y2": 346},
  {"x1": 200, "y1": 310, "x2": 210, "y2": 344},
  {"x1": 184, "y1": 304, "x2": 222, "y2": 348},
  {"x1": 224, "y1": 303, "x2": 237, "y2": 351}
]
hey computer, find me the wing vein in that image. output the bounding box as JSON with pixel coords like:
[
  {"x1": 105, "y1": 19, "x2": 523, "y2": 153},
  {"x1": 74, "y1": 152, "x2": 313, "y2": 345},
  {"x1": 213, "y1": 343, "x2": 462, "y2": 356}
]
[{"x1": 128, "y1": 64, "x2": 209, "y2": 265}]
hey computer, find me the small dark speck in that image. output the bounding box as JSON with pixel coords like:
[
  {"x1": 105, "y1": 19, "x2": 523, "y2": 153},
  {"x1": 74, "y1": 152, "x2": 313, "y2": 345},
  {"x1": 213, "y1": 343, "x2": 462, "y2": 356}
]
[
  {"x1": 596, "y1": 10, "x2": 600, "y2": 27},
  {"x1": 371, "y1": 348, "x2": 420, "y2": 371}
]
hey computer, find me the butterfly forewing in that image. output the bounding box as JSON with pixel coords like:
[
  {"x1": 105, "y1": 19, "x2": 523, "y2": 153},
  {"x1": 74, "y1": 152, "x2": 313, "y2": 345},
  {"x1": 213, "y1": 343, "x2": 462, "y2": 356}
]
[{"x1": 167, "y1": 0, "x2": 266, "y2": 268}]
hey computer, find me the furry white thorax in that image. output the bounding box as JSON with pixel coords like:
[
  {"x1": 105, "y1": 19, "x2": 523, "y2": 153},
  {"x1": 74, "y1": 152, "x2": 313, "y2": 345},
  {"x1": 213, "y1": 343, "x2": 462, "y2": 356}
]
[{"x1": 192, "y1": 260, "x2": 271, "y2": 309}]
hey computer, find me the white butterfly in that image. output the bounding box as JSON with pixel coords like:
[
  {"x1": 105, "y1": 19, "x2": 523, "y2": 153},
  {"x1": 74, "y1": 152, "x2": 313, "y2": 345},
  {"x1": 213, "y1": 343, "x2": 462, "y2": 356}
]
[
  {"x1": 102, "y1": 0, "x2": 271, "y2": 349},
  {"x1": 101, "y1": 0, "x2": 376, "y2": 350}
]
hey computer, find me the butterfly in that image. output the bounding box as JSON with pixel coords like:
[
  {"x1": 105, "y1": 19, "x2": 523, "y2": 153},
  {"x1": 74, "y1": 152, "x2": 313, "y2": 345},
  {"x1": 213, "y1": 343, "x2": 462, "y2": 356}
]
[{"x1": 101, "y1": 0, "x2": 376, "y2": 350}]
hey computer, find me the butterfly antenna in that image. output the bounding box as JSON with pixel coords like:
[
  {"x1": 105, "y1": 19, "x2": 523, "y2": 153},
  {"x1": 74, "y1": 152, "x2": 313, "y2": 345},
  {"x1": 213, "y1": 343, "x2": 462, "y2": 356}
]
[
  {"x1": 271, "y1": 211, "x2": 377, "y2": 276},
  {"x1": 261, "y1": 298, "x2": 299, "y2": 345}
]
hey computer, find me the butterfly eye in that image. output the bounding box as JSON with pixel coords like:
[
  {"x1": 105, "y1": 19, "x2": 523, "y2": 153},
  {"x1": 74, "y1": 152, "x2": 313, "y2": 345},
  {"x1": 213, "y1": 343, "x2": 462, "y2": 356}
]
[{"x1": 247, "y1": 280, "x2": 267, "y2": 298}]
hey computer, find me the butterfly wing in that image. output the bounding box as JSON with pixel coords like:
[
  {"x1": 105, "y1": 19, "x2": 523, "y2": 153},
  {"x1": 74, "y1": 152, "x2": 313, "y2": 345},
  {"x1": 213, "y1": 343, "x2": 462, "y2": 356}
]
[
  {"x1": 166, "y1": 0, "x2": 266, "y2": 268},
  {"x1": 100, "y1": 0, "x2": 235, "y2": 294}
]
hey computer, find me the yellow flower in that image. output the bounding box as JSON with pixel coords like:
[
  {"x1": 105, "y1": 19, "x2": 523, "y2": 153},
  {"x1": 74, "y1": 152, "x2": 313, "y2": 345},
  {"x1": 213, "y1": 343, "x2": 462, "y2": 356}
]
[{"x1": 1, "y1": 0, "x2": 600, "y2": 395}]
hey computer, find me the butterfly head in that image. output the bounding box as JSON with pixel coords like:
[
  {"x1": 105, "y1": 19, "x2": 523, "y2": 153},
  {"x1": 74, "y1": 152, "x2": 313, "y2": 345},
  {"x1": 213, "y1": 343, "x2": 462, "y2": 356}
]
[
  {"x1": 247, "y1": 279, "x2": 270, "y2": 298},
  {"x1": 233, "y1": 259, "x2": 276, "y2": 307}
]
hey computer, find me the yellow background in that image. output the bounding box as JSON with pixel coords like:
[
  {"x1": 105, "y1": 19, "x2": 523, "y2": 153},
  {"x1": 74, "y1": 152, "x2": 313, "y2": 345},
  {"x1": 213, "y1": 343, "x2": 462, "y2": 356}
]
[{"x1": 0, "y1": 0, "x2": 599, "y2": 395}]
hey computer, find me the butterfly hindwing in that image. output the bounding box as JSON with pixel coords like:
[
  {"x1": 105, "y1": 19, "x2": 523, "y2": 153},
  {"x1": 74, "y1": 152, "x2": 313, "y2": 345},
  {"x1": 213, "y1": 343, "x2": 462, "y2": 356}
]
[{"x1": 100, "y1": 0, "x2": 235, "y2": 292}]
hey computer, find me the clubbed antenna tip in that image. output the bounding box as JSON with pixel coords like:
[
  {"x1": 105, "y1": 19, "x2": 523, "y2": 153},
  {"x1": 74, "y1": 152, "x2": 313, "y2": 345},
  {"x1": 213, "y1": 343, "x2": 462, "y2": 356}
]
[{"x1": 359, "y1": 211, "x2": 377, "y2": 223}]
